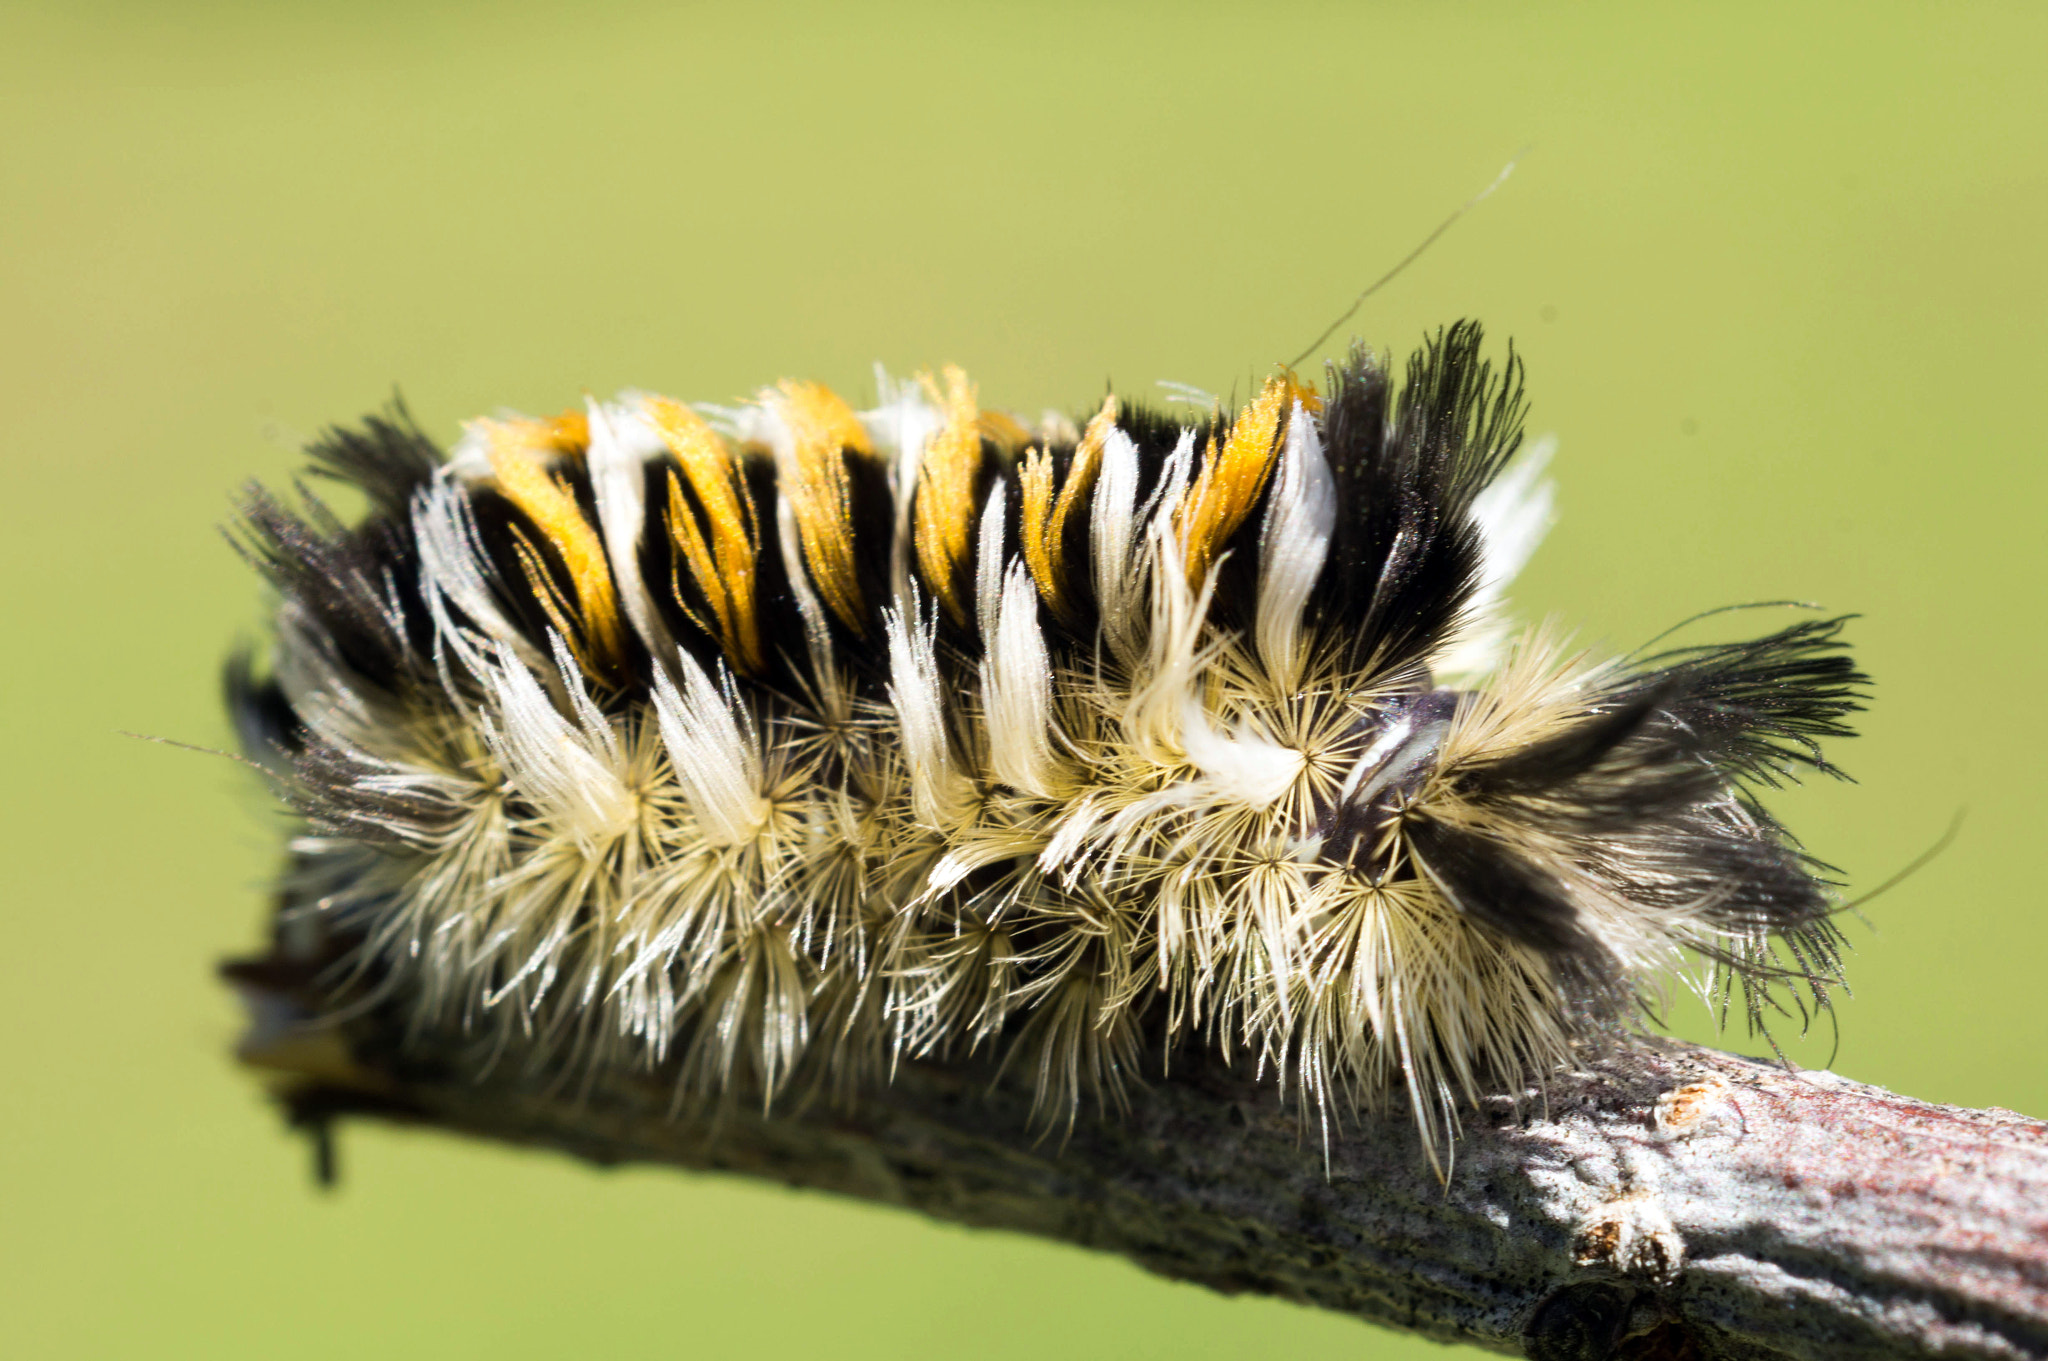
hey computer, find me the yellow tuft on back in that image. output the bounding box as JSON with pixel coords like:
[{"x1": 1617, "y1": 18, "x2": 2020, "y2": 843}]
[
  {"x1": 480, "y1": 411, "x2": 624, "y2": 675},
  {"x1": 913, "y1": 365, "x2": 984, "y2": 625},
  {"x1": 772, "y1": 380, "x2": 874, "y2": 637},
  {"x1": 1176, "y1": 376, "x2": 1302, "y2": 588},
  {"x1": 1020, "y1": 394, "x2": 1115, "y2": 624},
  {"x1": 644, "y1": 396, "x2": 764, "y2": 675}
]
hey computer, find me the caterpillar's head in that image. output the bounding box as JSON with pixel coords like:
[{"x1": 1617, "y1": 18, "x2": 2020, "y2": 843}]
[{"x1": 228, "y1": 323, "x2": 1863, "y2": 1148}]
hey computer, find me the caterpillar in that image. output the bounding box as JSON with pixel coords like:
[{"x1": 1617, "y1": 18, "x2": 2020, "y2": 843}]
[{"x1": 225, "y1": 322, "x2": 1865, "y2": 1150}]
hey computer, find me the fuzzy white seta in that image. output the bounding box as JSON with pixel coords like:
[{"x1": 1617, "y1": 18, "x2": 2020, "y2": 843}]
[
  {"x1": 885, "y1": 590, "x2": 975, "y2": 831},
  {"x1": 413, "y1": 475, "x2": 550, "y2": 678},
  {"x1": 983, "y1": 558, "x2": 1067, "y2": 800},
  {"x1": 863, "y1": 365, "x2": 944, "y2": 604},
  {"x1": 650, "y1": 652, "x2": 768, "y2": 847},
  {"x1": 1088, "y1": 420, "x2": 1148, "y2": 664},
  {"x1": 586, "y1": 395, "x2": 675, "y2": 665},
  {"x1": 477, "y1": 632, "x2": 637, "y2": 846},
  {"x1": 1255, "y1": 399, "x2": 1337, "y2": 690},
  {"x1": 1434, "y1": 434, "x2": 1557, "y2": 685}
]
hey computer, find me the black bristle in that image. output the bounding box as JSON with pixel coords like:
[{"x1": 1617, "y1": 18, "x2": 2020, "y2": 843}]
[
  {"x1": 303, "y1": 398, "x2": 441, "y2": 520},
  {"x1": 1636, "y1": 615, "x2": 1868, "y2": 785},
  {"x1": 1314, "y1": 323, "x2": 1527, "y2": 684},
  {"x1": 228, "y1": 482, "x2": 426, "y2": 696},
  {"x1": 1406, "y1": 814, "x2": 1593, "y2": 956}
]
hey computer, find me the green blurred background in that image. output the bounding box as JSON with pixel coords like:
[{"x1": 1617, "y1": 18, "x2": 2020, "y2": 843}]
[{"x1": 5, "y1": 3, "x2": 2044, "y2": 1357}]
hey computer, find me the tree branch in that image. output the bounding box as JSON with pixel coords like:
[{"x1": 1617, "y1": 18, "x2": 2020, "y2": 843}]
[{"x1": 228, "y1": 965, "x2": 2048, "y2": 1361}]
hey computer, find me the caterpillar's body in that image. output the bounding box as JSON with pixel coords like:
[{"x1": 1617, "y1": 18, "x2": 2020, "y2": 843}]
[{"x1": 229, "y1": 324, "x2": 1863, "y2": 1147}]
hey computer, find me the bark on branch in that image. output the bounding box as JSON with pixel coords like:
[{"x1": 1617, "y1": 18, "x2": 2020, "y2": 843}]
[{"x1": 229, "y1": 968, "x2": 2048, "y2": 1361}]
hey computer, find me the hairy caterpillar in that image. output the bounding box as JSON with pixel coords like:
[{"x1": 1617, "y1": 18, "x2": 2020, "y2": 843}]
[{"x1": 225, "y1": 323, "x2": 1864, "y2": 1150}]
